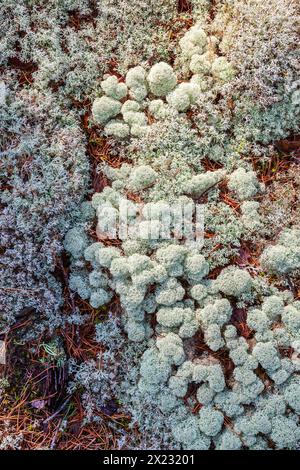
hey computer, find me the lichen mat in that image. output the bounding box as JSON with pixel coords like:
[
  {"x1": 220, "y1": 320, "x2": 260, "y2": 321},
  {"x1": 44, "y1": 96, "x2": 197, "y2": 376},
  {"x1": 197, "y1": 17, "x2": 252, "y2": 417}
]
[{"x1": 1, "y1": 0, "x2": 300, "y2": 451}]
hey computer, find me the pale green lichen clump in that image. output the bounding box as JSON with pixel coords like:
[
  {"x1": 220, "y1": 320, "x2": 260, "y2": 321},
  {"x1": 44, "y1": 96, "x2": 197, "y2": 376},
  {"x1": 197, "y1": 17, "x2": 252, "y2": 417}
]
[
  {"x1": 90, "y1": 21, "x2": 237, "y2": 140},
  {"x1": 92, "y1": 96, "x2": 122, "y2": 124},
  {"x1": 260, "y1": 228, "x2": 300, "y2": 275},
  {"x1": 147, "y1": 62, "x2": 177, "y2": 97}
]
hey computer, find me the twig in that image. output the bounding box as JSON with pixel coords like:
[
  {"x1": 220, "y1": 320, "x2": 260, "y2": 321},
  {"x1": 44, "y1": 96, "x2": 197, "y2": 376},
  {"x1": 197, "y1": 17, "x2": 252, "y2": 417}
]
[
  {"x1": 43, "y1": 396, "x2": 71, "y2": 424},
  {"x1": 50, "y1": 417, "x2": 63, "y2": 449}
]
